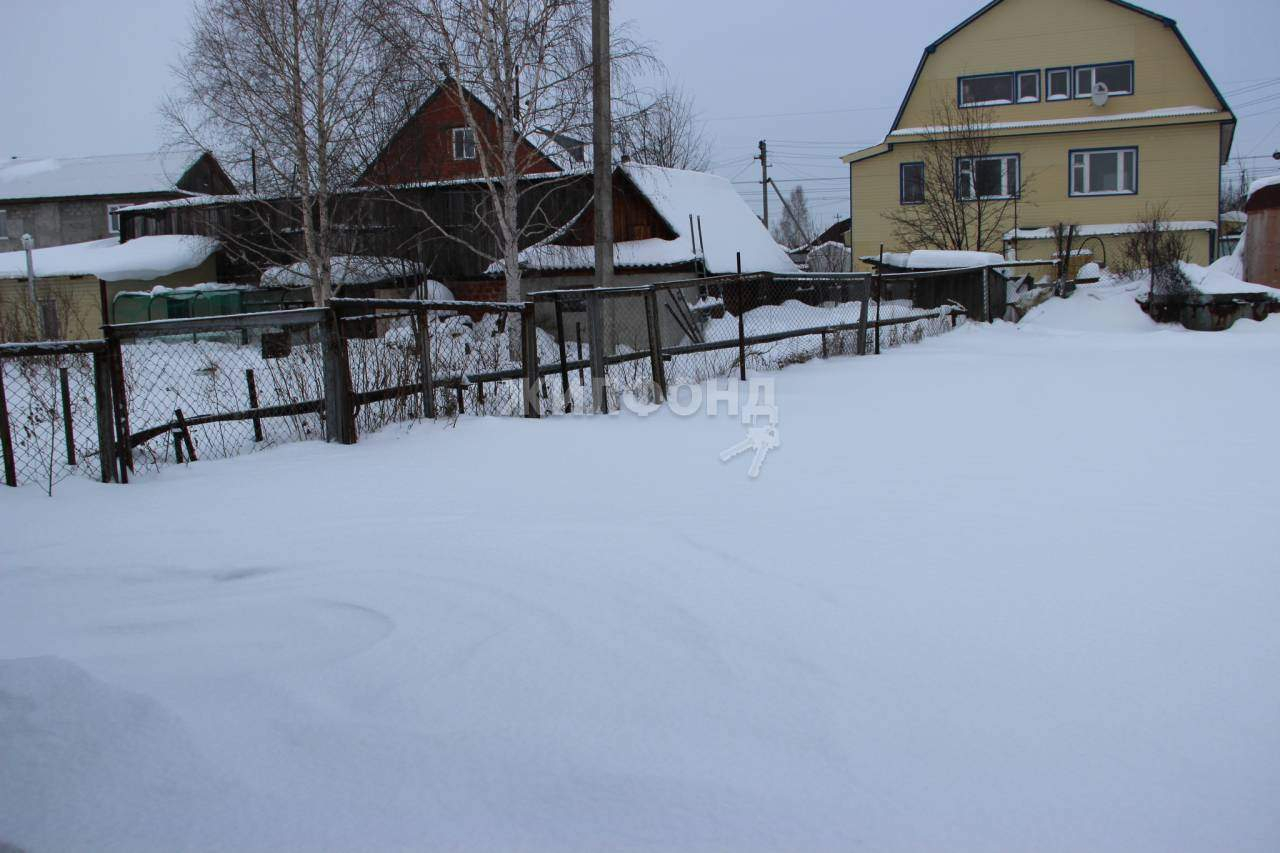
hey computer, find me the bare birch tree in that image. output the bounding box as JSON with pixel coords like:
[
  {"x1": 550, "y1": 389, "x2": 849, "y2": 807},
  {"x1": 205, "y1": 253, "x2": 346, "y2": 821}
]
[
  {"x1": 884, "y1": 98, "x2": 1030, "y2": 254},
  {"x1": 770, "y1": 185, "x2": 814, "y2": 249},
  {"x1": 164, "y1": 0, "x2": 421, "y2": 306},
  {"x1": 614, "y1": 81, "x2": 711, "y2": 170}
]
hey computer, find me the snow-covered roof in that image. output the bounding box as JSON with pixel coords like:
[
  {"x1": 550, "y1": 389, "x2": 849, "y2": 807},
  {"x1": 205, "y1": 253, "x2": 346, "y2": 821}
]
[
  {"x1": 1184, "y1": 261, "x2": 1278, "y2": 299},
  {"x1": 116, "y1": 193, "x2": 261, "y2": 213},
  {"x1": 1220, "y1": 210, "x2": 1248, "y2": 225},
  {"x1": 1246, "y1": 174, "x2": 1280, "y2": 206},
  {"x1": 117, "y1": 282, "x2": 250, "y2": 298},
  {"x1": 870, "y1": 250, "x2": 1005, "y2": 270},
  {"x1": 0, "y1": 150, "x2": 205, "y2": 201},
  {"x1": 0, "y1": 236, "x2": 220, "y2": 282},
  {"x1": 491, "y1": 164, "x2": 797, "y2": 276},
  {"x1": 526, "y1": 130, "x2": 591, "y2": 169},
  {"x1": 889, "y1": 106, "x2": 1221, "y2": 137},
  {"x1": 261, "y1": 255, "x2": 423, "y2": 288},
  {"x1": 117, "y1": 168, "x2": 593, "y2": 216},
  {"x1": 1004, "y1": 220, "x2": 1218, "y2": 240},
  {"x1": 624, "y1": 164, "x2": 797, "y2": 274}
]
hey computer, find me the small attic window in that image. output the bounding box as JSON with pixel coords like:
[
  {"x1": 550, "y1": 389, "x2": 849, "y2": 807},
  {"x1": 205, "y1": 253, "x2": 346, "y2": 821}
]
[
  {"x1": 959, "y1": 72, "x2": 1014, "y2": 107},
  {"x1": 1075, "y1": 62, "x2": 1134, "y2": 98},
  {"x1": 452, "y1": 127, "x2": 476, "y2": 160},
  {"x1": 1017, "y1": 71, "x2": 1040, "y2": 103},
  {"x1": 107, "y1": 204, "x2": 128, "y2": 234},
  {"x1": 1046, "y1": 68, "x2": 1071, "y2": 100}
]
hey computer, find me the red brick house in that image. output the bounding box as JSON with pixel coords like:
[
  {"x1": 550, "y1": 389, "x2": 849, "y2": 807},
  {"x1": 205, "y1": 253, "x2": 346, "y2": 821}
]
[{"x1": 359, "y1": 82, "x2": 586, "y2": 185}]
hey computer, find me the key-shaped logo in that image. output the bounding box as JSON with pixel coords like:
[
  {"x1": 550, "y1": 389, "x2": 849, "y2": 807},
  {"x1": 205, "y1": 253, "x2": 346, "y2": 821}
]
[{"x1": 719, "y1": 424, "x2": 780, "y2": 479}]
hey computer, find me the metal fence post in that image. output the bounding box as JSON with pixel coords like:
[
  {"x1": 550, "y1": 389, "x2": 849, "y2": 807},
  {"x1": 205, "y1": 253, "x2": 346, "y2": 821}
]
[
  {"x1": 320, "y1": 309, "x2": 356, "y2": 444},
  {"x1": 416, "y1": 308, "x2": 437, "y2": 419},
  {"x1": 91, "y1": 350, "x2": 117, "y2": 483},
  {"x1": 58, "y1": 366, "x2": 76, "y2": 465},
  {"x1": 736, "y1": 255, "x2": 748, "y2": 381},
  {"x1": 105, "y1": 331, "x2": 132, "y2": 483},
  {"x1": 0, "y1": 363, "x2": 16, "y2": 487},
  {"x1": 856, "y1": 278, "x2": 869, "y2": 355},
  {"x1": 982, "y1": 266, "x2": 992, "y2": 323},
  {"x1": 874, "y1": 270, "x2": 883, "y2": 355},
  {"x1": 553, "y1": 295, "x2": 572, "y2": 413},
  {"x1": 520, "y1": 303, "x2": 541, "y2": 419},
  {"x1": 643, "y1": 286, "x2": 667, "y2": 403},
  {"x1": 245, "y1": 369, "x2": 264, "y2": 442},
  {"x1": 586, "y1": 289, "x2": 607, "y2": 414}
]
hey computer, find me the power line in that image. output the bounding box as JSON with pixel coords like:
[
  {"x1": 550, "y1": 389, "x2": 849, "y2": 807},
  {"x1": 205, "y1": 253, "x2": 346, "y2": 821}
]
[
  {"x1": 1224, "y1": 77, "x2": 1280, "y2": 97},
  {"x1": 705, "y1": 104, "x2": 896, "y2": 122},
  {"x1": 732, "y1": 176, "x2": 845, "y2": 185},
  {"x1": 1233, "y1": 91, "x2": 1280, "y2": 110}
]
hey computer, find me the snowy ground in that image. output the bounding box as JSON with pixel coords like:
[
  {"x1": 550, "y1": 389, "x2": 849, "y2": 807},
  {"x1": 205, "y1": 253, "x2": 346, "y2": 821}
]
[{"x1": 2, "y1": 278, "x2": 1279, "y2": 851}]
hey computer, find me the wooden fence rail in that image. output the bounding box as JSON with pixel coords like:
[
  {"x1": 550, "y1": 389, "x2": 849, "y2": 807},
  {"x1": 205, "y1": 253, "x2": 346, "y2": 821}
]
[{"x1": 2, "y1": 271, "x2": 979, "y2": 487}]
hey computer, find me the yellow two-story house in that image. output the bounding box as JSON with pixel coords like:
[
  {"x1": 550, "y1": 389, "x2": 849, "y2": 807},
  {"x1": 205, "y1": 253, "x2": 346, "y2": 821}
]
[{"x1": 843, "y1": 0, "x2": 1235, "y2": 269}]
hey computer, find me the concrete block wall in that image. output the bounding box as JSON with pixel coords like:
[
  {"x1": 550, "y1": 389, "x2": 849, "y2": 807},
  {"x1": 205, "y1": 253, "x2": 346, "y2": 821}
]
[{"x1": 0, "y1": 195, "x2": 179, "y2": 252}]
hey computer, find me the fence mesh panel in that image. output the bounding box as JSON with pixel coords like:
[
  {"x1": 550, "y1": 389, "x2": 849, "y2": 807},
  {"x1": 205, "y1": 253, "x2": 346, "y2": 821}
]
[
  {"x1": 1, "y1": 353, "x2": 103, "y2": 491},
  {"x1": 2, "y1": 273, "x2": 975, "y2": 488},
  {"x1": 115, "y1": 322, "x2": 326, "y2": 473},
  {"x1": 339, "y1": 301, "x2": 531, "y2": 429},
  {"x1": 531, "y1": 273, "x2": 966, "y2": 410}
]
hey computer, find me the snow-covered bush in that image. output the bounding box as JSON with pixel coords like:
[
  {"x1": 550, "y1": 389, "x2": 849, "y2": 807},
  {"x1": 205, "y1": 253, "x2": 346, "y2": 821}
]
[{"x1": 1115, "y1": 206, "x2": 1191, "y2": 301}]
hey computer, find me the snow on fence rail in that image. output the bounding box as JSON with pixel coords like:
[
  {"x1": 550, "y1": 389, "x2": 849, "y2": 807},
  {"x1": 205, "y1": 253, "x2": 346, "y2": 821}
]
[{"x1": 0, "y1": 269, "x2": 985, "y2": 489}]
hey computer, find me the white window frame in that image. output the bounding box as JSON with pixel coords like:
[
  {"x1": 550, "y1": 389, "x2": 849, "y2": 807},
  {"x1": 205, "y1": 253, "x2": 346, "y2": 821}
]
[
  {"x1": 1069, "y1": 147, "x2": 1138, "y2": 196},
  {"x1": 107, "y1": 203, "x2": 128, "y2": 235},
  {"x1": 1046, "y1": 67, "x2": 1071, "y2": 101},
  {"x1": 900, "y1": 162, "x2": 925, "y2": 205},
  {"x1": 1073, "y1": 62, "x2": 1133, "y2": 98},
  {"x1": 958, "y1": 72, "x2": 1016, "y2": 107},
  {"x1": 1017, "y1": 71, "x2": 1040, "y2": 103},
  {"x1": 957, "y1": 154, "x2": 1020, "y2": 201},
  {"x1": 452, "y1": 127, "x2": 477, "y2": 160}
]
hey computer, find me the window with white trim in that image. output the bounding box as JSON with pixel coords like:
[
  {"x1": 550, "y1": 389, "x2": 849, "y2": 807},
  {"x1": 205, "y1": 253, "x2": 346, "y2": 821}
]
[
  {"x1": 107, "y1": 204, "x2": 128, "y2": 234},
  {"x1": 1017, "y1": 71, "x2": 1040, "y2": 103},
  {"x1": 958, "y1": 73, "x2": 1015, "y2": 107},
  {"x1": 452, "y1": 127, "x2": 476, "y2": 160},
  {"x1": 1070, "y1": 148, "x2": 1137, "y2": 196},
  {"x1": 1046, "y1": 68, "x2": 1070, "y2": 100},
  {"x1": 900, "y1": 162, "x2": 925, "y2": 205},
  {"x1": 1074, "y1": 62, "x2": 1133, "y2": 98},
  {"x1": 957, "y1": 154, "x2": 1020, "y2": 200}
]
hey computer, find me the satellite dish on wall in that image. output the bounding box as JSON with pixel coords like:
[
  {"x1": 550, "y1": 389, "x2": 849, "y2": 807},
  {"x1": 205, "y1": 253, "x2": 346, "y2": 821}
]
[{"x1": 1091, "y1": 82, "x2": 1110, "y2": 107}]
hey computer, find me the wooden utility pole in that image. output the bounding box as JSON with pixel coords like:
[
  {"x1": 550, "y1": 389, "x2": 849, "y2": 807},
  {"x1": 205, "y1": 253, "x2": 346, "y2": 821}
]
[
  {"x1": 756, "y1": 140, "x2": 769, "y2": 227},
  {"x1": 592, "y1": 0, "x2": 613, "y2": 289},
  {"x1": 590, "y1": 0, "x2": 613, "y2": 413}
]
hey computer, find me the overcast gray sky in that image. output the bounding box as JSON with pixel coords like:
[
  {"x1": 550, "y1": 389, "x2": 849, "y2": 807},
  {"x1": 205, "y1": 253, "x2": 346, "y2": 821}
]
[{"x1": 3, "y1": 0, "x2": 1278, "y2": 224}]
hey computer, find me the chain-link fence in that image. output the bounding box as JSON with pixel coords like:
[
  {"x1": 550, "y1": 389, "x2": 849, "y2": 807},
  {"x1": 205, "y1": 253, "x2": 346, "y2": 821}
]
[
  {"x1": 0, "y1": 341, "x2": 114, "y2": 492},
  {"x1": 108, "y1": 309, "x2": 331, "y2": 475},
  {"x1": 529, "y1": 271, "x2": 969, "y2": 412},
  {"x1": 333, "y1": 298, "x2": 537, "y2": 432},
  {"x1": 2, "y1": 269, "x2": 988, "y2": 490}
]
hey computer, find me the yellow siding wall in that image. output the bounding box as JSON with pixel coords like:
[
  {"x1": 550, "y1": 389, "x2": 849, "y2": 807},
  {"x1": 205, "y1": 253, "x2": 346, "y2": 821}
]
[
  {"x1": 0, "y1": 256, "x2": 220, "y2": 342},
  {"x1": 1013, "y1": 232, "x2": 1215, "y2": 271},
  {"x1": 0, "y1": 277, "x2": 106, "y2": 342},
  {"x1": 897, "y1": 0, "x2": 1222, "y2": 130},
  {"x1": 851, "y1": 114, "x2": 1222, "y2": 267},
  {"x1": 848, "y1": 0, "x2": 1230, "y2": 270}
]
